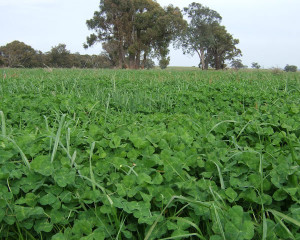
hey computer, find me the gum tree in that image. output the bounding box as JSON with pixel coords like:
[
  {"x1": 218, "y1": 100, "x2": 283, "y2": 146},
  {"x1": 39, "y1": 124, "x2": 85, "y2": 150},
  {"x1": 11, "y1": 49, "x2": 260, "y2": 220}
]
[
  {"x1": 85, "y1": 0, "x2": 186, "y2": 69},
  {"x1": 179, "y1": 2, "x2": 241, "y2": 70}
]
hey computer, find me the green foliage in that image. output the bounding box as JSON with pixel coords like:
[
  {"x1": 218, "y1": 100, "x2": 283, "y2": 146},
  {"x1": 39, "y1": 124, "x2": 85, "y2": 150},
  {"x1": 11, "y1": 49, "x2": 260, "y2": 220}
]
[
  {"x1": 284, "y1": 64, "x2": 298, "y2": 72},
  {"x1": 47, "y1": 44, "x2": 72, "y2": 68},
  {"x1": 0, "y1": 41, "x2": 113, "y2": 69},
  {"x1": 144, "y1": 58, "x2": 155, "y2": 69},
  {"x1": 0, "y1": 68, "x2": 300, "y2": 239},
  {"x1": 0, "y1": 40, "x2": 40, "y2": 68},
  {"x1": 159, "y1": 57, "x2": 170, "y2": 69},
  {"x1": 231, "y1": 58, "x2": 247, "y2": 69}
]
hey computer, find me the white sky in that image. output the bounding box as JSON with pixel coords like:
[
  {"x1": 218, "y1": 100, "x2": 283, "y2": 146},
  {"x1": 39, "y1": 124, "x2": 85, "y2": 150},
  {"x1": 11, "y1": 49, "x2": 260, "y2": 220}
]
[{"x1": 0, "y1": 0, "x2": 299, "y2": 68}]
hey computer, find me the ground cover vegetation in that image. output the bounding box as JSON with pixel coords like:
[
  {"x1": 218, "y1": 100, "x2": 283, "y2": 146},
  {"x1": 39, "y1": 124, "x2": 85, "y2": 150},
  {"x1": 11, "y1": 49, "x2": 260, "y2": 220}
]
[{"x1": 0, "y1": 68, "x2": 300, "y2": 239}]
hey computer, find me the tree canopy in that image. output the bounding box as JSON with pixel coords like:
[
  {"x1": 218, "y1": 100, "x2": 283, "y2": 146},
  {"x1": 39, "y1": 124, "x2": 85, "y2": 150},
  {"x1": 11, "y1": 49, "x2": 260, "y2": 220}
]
[
  {"x1": 0, "y1": 41, "x2": 113, "y2": 69},
  {"x1": 284, "y1": 64, "x2": 298, "y2": 72},
  {"x1": 0, "y1": 41, "x2": 38, "y2": 68}
]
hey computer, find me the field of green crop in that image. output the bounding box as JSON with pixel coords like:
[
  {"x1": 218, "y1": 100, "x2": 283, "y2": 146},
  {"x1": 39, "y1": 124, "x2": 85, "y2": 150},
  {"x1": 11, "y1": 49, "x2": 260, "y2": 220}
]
[{"x1": 0, "y1": 68, "x2": 300, "y2": 239}]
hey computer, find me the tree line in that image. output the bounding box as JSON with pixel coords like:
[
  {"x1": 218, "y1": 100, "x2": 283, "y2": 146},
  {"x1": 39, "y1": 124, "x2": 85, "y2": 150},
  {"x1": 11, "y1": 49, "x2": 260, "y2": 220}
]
[
  {"x1": 0, "y1": 41, "x2": 113, "y2": 69},
  {"x1": 0, "y1": 1, "x2": 246, "y2": 70},
  {"x1": 85, "y1": 1, "x2": 242, "y2": 70}
]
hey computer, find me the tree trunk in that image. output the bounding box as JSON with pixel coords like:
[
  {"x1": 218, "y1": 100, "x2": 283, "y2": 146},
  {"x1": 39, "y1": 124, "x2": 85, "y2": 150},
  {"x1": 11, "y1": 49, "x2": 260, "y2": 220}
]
[
  {"x1": 141, "y1": 51, "x2": 147, "y2": 69},
  {"x1": 129, "y1": 54, "x2": 135, "y2": 69},
  {"x1": 118, "y1": 37, "x2": 124, "y2": 69},
  {"x1": 200, "y1": 47, "x2": 205, "y2": 70},
  {"x1": 135, "y1": 51, "x2": 140, "y2": 69},
  {"x1": 215, "y1": 52, "x2": 221, "y2": 70},
  {"x1": 195, "y1": 47, "x2": 205, "y2": 70}
]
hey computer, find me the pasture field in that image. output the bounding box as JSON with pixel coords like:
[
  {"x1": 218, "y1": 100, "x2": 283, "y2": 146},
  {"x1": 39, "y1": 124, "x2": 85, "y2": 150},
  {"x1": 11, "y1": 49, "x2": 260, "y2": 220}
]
[{"x1": 0, "y1": 68, "x2": 300, "y2": 239}]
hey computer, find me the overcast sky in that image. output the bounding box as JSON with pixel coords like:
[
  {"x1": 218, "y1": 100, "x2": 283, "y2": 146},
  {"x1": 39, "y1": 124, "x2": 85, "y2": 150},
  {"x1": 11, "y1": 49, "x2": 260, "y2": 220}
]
[{"x1": 0, "y1": 0, "x2": 299, "y2": 68}]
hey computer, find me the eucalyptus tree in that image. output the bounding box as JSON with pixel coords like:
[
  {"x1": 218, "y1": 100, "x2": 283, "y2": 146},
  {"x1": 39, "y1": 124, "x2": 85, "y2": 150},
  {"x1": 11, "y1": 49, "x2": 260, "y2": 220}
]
[
  {"x1": 207, "y1": 24, "x2": 241, "y2": 69},
  {"x1": 0, "y1": 41, "x2": 37, "y2": 67},
  {"x1": 85, "y1": 0, "x2": 186, "y2": 69},
  {"x1": 47, "y1": 44, "x2": 72, "y2": 68},
  {"x1": 179, "y1": 2, "x2": 221, "y2": 70},
  {"x1": 284, "y1": 65, "x2": 297, "y2": 72},
  {"x1": 179, "y1": 2, "x2": 241, "y2": 70}
]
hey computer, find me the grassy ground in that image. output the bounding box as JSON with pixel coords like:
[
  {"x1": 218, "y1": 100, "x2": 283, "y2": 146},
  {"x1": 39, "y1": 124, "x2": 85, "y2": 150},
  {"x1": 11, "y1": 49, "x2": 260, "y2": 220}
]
[{"x1": 0, "y1": 68, "x2": 300, "y2": 239}]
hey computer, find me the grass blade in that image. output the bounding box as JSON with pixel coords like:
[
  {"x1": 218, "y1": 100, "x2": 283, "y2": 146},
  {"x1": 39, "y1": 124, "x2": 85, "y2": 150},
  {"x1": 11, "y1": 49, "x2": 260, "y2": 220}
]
[
  {"x1": 212, "y1": 161, "x2": 225, "y2": 190},
  {"x1": 206, "y1": 120, "x2": 237, "y2": 137},
  {"x1": 80, "y1": 175, "x2": 113, "y2": 205},
  {"x1": 66, "y1": 127, "x2": 71, "y2": 155},
  {"x1": 71, "y1": 150, "x2": 77, "y2": 167},
  {"x1": 5, "y1": 136, "x2": 30, "y2": 169},
  {"x1": 0, "y1": 111, "x2": 6, "y2": 137},
  {"x1": 144, "y1": 196, "x2": 211, "y2": 240},
  {"x1": 159, "y1": 233, "x2": 203, "y2": 239},
  {"x1": 212, "y1": 203, "x2": 226, "y2": 240},
  {"x1": 89, "y1": 142, "x2": 96, "y2": 191},
  {"x1": 51, "y1": 114, "x2": 65, "y2": 163},
  {"x1": 273, "y1": 214, "x2": 295, "y2": 240},
  {"x1": 168, "y1": 217, "x2": 205, "y2": 239},
  {"x1": 262, "y1": 211, "x2": 267, "y2": 240},
  {"x1": 268, "y1": 209, "x2": 300, "y2": 228}
]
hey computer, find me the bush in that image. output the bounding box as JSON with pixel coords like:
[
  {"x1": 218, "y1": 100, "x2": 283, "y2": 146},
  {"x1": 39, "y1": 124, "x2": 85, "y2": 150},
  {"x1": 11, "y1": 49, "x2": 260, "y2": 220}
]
[
  {"x1": 230, "y1": 59, "x2": 246, "y2": 70},
  {"x1": 159, "y1": 57, "x2": 170, "y2": 69},
  {"x1": 144, "y1": 59, "x2": 155, "y2": 69},
  {"x1": 284, "y1": 64, "x2": 297, "y2": 72}
]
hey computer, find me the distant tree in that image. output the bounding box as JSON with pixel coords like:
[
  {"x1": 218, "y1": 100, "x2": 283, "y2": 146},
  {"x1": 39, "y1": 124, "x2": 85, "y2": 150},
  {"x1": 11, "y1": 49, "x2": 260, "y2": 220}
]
[
  {"x1": 179, "y1": 2, "x2": 221, "y2": 70},
  {"x1": 251, "y1": 62, "x2": 261, "y2": 69},
  {"x1": 0, "y1": 55, "x2": 4, "y2": 66},
  {"x1": 284, "y1": 64, "x2": 297, "y2": 72},
  {"x1": 179, "y1": 2, "x2": 241, "y2": 70},
  {"x1": 85, "y1": 0, "x2": 186, "y2": 69},
  {"x1": 206, "y1": 24, "x2": 241, "y2": 70},
  {"x1": 0, "y1": 41, "x2": 38, "y2": 67},
  {"x1": 231, "y1": 59, "x2": 246, "y2": 69},
  {"x1": 144, "y1": 58, "x2": 155, "y2": 69},
  {"x1": 159, "y1": 56, "x2": 170, "y2": 69},
  {"x1": 101, "y1": 40, "x2": 119, "y2": 67},
  {"x1": 47, "y1": 44, "x2": 72, "y2": 68}
]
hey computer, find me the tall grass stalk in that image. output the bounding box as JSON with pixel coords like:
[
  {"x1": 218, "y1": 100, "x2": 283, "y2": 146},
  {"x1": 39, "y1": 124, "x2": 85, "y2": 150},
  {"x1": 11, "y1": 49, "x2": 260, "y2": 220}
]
[
  {"x1": 66, "y1": 127, "x2": 71, "y2": 155},
  {"x1": 105, "y1": 94, "x2": 111, "y2": 123},
  {"x1": 0, "y1": 111, "x2": 6, "y2": 137},
  {"x1": 212, "y1": 203, "x2": 226, "y2": 240},
  {"x1": 6, "y1": 136, "x2": 30, "y2": 169},
  {"x1": 89, "y1": 142, "x2": 96, "y2": 191},
  {"x1": 51, "y1": 114, "x2": 65, "y2": 163}
]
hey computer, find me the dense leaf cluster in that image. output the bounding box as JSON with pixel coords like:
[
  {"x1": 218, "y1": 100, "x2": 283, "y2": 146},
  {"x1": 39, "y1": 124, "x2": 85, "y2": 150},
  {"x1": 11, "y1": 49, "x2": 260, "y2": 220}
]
[
  {"x1": 284, "y1": 65, "x2": 298, "y2": 72},
  {"x1": 0, "y1": 69, "x2": 300, "y2": 239}
]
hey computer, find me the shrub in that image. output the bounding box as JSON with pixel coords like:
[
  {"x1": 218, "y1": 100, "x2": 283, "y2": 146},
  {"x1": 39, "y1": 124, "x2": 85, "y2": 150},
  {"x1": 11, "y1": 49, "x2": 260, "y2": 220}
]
[
  {"x1": 144, "y1": 59, "x2": 155, "y2": 69},
  {"x1": 159, "y1": 57, "x2": 170, "y2": 69},
  {"x1": 284, "y1": 64, "x2": 297, "y2": 72}
]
